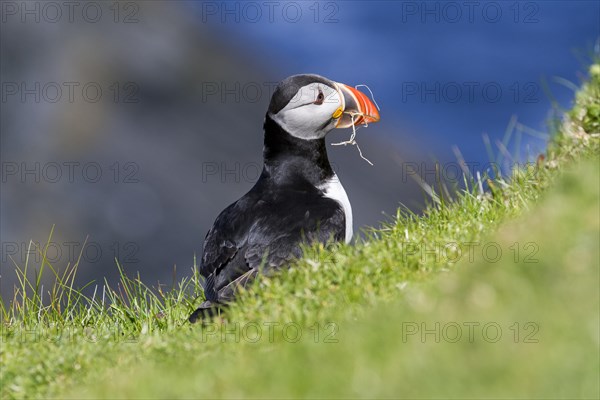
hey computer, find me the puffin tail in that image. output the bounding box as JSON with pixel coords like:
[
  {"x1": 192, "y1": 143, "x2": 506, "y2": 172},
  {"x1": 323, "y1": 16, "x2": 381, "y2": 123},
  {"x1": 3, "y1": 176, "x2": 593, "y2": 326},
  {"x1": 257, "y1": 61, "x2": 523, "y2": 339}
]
[
  {"x1": 188, "y1": 300, "x2": 223, "y2": 323},
  {"x1": 188, "y1": 273, "x2": 223, "y2": 323},
  {"x1": 188, "y1": 269, "x2": 258, "y2": 324}
]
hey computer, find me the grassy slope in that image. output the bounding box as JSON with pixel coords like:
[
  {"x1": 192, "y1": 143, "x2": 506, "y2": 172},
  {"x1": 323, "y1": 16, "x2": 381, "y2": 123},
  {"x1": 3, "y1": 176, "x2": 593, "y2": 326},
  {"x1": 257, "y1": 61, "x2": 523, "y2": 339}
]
[
  {"x1": 1, "y1": 65, "x2": 599, "y2": 399},
  {"x1": 74, "y1": 158, "x2": 600, "y2": 400}
]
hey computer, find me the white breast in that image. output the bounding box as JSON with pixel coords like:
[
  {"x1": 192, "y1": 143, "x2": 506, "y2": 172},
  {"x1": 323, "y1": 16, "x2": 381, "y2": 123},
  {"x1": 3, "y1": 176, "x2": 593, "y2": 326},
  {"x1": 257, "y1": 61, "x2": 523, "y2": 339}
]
[{"x1": 317, "y1": 174, "x2": 353, "y2": 243}]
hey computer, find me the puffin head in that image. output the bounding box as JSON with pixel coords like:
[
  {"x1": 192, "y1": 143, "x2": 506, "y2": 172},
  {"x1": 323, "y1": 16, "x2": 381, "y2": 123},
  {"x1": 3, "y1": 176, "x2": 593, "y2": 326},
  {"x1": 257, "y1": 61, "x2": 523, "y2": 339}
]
[{"x1": 268, "y1": 74, "x2": 380, "y2": 140}]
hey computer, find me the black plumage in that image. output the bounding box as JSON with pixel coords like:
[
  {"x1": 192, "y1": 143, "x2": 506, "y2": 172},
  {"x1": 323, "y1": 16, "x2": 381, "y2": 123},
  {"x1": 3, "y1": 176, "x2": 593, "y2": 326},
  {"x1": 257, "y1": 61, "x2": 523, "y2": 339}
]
[
  {"x1": 188, "y1": 74, "x2": 381, "y2": 323},
  {"x1": 188, "y1": 114, "x2": 345, "y2": 322}
]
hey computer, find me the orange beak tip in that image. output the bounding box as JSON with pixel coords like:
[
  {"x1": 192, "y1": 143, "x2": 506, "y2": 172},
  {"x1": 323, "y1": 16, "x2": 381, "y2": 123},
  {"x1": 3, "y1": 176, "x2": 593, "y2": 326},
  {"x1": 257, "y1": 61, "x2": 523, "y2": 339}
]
[{"x1": 340, "y1": 83, "x2": 381, "y2": 127}]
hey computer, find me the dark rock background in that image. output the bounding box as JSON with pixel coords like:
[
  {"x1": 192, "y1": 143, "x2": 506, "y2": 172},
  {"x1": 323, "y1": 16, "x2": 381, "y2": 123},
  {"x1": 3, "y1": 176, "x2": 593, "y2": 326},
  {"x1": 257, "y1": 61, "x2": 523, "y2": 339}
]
[
  {"x1": 2, "y1": 1, "x2": 597, "y2": 296},
  {"x1": 0, "y1": 2, "x2": 426, "y2": 294}
]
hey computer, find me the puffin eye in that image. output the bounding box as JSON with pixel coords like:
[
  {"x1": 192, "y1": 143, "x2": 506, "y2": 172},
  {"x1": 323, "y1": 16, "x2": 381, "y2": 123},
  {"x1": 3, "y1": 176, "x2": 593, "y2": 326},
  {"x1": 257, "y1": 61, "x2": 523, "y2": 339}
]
[{"x1": 314, "y1": 90, "x2": 324, "y2": 105}]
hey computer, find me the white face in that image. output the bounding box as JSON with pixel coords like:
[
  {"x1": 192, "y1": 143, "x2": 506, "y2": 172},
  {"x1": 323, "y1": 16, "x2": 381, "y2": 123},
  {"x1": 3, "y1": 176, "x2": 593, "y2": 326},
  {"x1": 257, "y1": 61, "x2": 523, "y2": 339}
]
[{"x1": 269, "y1": 82, "x2": 343, "y2": 140}]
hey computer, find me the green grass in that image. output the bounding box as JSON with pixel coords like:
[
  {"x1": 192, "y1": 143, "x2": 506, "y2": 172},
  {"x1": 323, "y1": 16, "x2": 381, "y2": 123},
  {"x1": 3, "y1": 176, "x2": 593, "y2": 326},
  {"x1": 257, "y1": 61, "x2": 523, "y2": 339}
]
[{"x1": 1, "y1": 63, "x2": 599, "y2": 399}]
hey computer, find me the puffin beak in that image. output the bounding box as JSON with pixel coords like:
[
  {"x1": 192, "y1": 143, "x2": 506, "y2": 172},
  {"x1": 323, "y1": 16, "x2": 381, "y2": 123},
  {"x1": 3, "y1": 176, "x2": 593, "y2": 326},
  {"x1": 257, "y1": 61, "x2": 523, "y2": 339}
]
[{"x1": 334, "y1": 83, "x2": 380, "y2": 128}]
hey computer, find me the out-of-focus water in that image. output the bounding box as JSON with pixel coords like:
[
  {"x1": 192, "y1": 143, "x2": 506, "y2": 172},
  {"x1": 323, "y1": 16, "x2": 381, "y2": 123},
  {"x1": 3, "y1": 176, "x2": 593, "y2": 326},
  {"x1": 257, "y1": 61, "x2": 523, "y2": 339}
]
[
  {"x1": 197, "y1": 0, "x2": 599, "y2": 162},
  {"x1": 1, "y1": 1, "x2": 598, "y2": 295}
]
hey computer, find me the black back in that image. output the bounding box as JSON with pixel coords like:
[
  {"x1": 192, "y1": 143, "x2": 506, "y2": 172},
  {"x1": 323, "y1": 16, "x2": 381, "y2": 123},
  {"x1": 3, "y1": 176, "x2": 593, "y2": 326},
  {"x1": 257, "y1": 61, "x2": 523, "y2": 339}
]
[
  {"x1": 198, "y1": 114, "x2": 345, "y2": 303},
  {"x1": 268, "y1": 74, "x2": 336, "y2": 115}
]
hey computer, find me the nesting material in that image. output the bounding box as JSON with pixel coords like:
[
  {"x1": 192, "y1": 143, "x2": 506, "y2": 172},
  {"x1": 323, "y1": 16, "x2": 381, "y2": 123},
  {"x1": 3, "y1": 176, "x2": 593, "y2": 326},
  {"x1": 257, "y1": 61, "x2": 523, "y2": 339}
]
[
  {"x1": 331, "y1": 84, "x2": 381, "y2": 166},
  {"x1": 331, "y1": 113, "x2": 374, "y2": 165},
  {"x1": 355, "y1": 84, "x2": 382, "y2": 110}
]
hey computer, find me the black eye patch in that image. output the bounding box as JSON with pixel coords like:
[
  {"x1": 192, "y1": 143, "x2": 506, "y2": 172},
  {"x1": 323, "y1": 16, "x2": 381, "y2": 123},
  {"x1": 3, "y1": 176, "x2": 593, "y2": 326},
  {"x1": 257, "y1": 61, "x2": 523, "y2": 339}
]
[
  {"x1": 269, "y1": 74, "x2": 335, "y2": 114},
  {"x1": 314, "y1": 91, "x2": 325, "y2": 105}
]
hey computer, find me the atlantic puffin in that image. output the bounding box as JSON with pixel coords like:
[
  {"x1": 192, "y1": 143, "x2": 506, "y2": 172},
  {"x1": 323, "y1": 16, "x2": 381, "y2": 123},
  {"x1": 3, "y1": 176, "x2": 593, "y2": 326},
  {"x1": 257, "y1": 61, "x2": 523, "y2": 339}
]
[{"x1": 189, "y1": 74, "x2": 380, "y2": 322}]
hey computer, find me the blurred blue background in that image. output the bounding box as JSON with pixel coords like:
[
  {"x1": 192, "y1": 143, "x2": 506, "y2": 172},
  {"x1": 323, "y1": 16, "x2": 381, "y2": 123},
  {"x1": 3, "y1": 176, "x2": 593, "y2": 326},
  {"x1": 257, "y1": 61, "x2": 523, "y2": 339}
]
[
  {"x1": 206, "y1": 0, "x2": 599, "y2": 158},
  {"x1": 1, "y1": 1, "x2": 598, "y2": 294}
]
